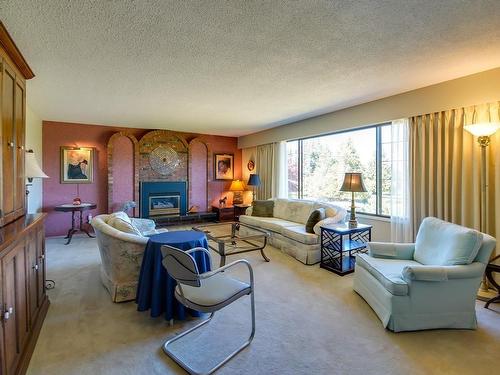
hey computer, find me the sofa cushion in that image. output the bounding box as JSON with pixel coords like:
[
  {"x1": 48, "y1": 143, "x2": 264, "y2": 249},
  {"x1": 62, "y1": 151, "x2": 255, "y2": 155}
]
[
  {"x1": 414, "y1": 217, "x2": 483, "y2": 266},
  {"x1": 239, "y1": 215, "x2": 297, "y2": 233},
  {"x1": 356, "y1": 254, "x2": 416, "y2": 296},
  {"x1": 281, "y1": 225, "x2": 320, "y2": 245},
  {"x1": 305, "y1": 208, "x2": 325, "y2": 233},
  {"x1": 252, "y1": 200, "x2": 274, "y2": 217},
  {"x1": 273, "y1": 199, "x2": 315, "y2": 224}
]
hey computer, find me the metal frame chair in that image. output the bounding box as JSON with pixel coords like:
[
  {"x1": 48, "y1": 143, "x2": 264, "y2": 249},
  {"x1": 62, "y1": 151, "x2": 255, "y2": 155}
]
[{"x1": 160, "y1": 245, "x2": 255, "y2": 375}]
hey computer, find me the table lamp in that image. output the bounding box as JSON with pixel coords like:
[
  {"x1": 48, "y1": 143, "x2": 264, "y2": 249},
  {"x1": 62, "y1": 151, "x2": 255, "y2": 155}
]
[
  {"x1": 229, "y1": 179, "x2": 245, "y2": 204},
  {"x1": 247, "y1": 174, "x2": 261, "y2": 202},
  {"x1": 340, "y1": 172, "x2": 367, "y2": 228},
  {"x1": 25, "y1": 150, "x2": 48, "y2": 183}
]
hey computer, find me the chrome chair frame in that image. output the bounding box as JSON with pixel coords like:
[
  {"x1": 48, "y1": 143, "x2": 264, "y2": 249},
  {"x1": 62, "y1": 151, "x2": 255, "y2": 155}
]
[{"x1": 161, "y1": 246, "x2": 255, "y2": 375}]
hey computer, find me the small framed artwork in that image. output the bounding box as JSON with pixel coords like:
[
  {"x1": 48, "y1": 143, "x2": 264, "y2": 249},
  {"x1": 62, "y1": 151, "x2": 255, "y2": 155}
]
[
  {"x1": 214, "y1": 153, "x2": 234, "y2": 180},
  {"x1": 60, "y1": 146, "x2": 94, "y2": 184}
]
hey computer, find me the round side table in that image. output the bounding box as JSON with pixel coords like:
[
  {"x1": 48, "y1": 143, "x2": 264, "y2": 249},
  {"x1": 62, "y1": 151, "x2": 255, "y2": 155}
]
[{"x1": 54, "y1": 203, "x2": 97, "y2": 245}]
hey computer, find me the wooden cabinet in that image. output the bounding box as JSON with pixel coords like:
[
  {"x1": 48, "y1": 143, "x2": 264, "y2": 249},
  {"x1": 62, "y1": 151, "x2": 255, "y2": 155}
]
[
  {"x1": 0, "y1": 214, "x2": 48, "y2": 375},
  {"x1": 0, "y1": 21, "x2": 32, "y2": 228},
  {"x1": 0, "y1": 22, "x2": 46, "y2": 375}
]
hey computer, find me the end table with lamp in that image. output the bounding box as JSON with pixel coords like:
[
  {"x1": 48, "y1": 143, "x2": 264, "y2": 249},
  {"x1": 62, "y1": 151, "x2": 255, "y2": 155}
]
[{"x1": 340, "y1": 172, "x2": 367, "y2": 229}]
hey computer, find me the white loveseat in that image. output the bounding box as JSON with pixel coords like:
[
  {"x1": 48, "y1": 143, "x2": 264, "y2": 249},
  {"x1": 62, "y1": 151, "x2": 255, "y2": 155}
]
[
  {"x1": 239, "y1": 198, "x2": 346, "y2": 265},
  {"x1": 91, "y1": 213, "x2": 167, "y2": 302}
]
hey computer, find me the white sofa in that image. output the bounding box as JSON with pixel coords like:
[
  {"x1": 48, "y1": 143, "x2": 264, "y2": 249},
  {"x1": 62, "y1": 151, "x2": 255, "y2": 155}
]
[
  {"x1": 239, "y1": 198, "x2": 346, "y2": 265},
  {"x1": 91, "y1": 213, "x2": 167, "y2": 302}
]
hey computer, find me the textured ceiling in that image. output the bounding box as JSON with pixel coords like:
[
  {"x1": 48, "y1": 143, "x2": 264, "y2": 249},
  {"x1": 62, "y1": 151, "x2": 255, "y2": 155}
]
[{"x1": 2, "y1": 0, "x2": 500, "y2": 136}]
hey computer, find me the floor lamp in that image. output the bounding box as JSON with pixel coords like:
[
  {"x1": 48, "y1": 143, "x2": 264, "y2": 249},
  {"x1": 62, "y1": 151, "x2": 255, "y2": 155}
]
[{"x1": 464, "y1": 121, "x2": 500, "y2": 294}]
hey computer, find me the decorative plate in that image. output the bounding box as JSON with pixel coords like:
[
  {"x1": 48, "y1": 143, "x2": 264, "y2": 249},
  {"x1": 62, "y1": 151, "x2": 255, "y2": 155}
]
[
  {"x1": 149, "y1": 145, "x2": 180, "y2": 175},
  {"x1": 247, "y1": 160, "x2": 255, "y2": 171}
]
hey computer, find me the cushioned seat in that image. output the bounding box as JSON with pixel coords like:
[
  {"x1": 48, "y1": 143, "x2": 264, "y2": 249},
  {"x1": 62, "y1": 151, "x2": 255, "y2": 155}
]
[
  {"x1": 281, "y1": 225, "x2": 320, "y2": 245},
  {"x1": 353, "y1": 217, "x2": 497, "y2": 332},
  {"x1": 175, "y1": 273, "x2": 251, "y2": 312},
  {"x1": 239, "y1": 215, "x2": 298, "y2": 233},
  {"x1": 356, "y1": 254, "x2": 415, "y2": 296}
]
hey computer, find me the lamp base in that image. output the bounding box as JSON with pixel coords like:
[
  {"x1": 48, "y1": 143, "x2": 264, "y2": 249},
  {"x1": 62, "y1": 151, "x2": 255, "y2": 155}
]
[
  {"x1": 233, "y1": 191, "x2": 243, "y2": 205},
  {"x1": 348, "y1": 219, "x2": 358, "y2": 229}
]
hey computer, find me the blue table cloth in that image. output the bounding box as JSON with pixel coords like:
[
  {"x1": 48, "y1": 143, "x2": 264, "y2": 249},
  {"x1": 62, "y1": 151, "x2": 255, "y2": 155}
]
[{"x1": 136, "y1": 230, "x2": 210, "y2": 320}]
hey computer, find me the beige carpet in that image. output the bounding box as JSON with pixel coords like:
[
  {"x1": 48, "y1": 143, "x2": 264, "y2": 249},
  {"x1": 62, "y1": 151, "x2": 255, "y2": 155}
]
[{"x1": 27, "y1": 233, "x2": 500, "y2": 375}]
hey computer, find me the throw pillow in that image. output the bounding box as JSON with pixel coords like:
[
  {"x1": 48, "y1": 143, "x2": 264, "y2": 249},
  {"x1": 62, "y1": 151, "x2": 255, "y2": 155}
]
[
  {"x1": 109, "y1": 216, "x2": 142, "y2": 236},
  {"x1": 305, "y1": 208, "x2": 325, "y2": 233},
  {"x1": 252, "y1": 200, "x2": 274, "y2": 217}
]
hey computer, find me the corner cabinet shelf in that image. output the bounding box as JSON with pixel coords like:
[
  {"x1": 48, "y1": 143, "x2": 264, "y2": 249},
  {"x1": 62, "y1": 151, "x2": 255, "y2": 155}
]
[{"x1": 320, "y1": 223, "x2": 372, "y2": 276}]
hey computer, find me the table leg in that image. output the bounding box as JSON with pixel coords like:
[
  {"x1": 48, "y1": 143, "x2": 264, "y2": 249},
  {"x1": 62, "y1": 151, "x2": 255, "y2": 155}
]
[
  {"x1": 218, "y1": 242, "x2": 226, "y2": 267},
  {"x1": 78, "y1": 210, "x2": 95, "y2": 238},
  {"x1": 64, "y1": 211, "x2": 77, "y2": 245},
  {"x1": 484, "y1": 268, "x2": 500, "y2": 309},
  {"x1": 260, "y1": 237, "x2": 270, "y2": 262}
]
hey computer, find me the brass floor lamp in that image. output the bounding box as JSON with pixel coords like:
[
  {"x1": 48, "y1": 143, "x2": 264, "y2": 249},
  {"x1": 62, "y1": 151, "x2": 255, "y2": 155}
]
[{"x1": 464, "y1": 121, "x2": 500, "y2": 295}]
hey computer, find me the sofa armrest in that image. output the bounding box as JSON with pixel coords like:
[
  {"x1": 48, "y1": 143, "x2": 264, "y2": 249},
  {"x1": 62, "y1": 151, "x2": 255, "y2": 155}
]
[
  {"x1": 367, "y1": 242, "x2": 415, "y2": 260},
  {"x1": 131, "y1": 218, "x2": 156, "y2": 234},
  {"x1": 402, "y1": 262, "x2": 485, "y2": 282}
]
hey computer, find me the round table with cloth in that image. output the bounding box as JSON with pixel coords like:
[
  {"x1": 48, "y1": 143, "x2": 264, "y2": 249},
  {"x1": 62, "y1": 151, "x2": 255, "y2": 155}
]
[{"x1": 136, "y1": 230, "x2": 210, "y2": 320}]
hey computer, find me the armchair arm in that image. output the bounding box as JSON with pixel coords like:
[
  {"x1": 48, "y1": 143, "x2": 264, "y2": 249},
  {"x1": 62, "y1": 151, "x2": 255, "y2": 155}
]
[
  {"x1": 199, "y1": 259, "x2": 254, "y2": 288},
  {"x1": 368, "y1": 242, "x2": 415, "y2": 260},
  {"x1": 402, "y1": 262, "x2": 485, "y2": 282}
]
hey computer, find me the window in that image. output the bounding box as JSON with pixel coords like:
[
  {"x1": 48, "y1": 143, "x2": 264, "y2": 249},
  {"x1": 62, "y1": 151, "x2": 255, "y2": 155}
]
[{"x1": 286, "y1": 123, "x2": 392, "y2": 216}]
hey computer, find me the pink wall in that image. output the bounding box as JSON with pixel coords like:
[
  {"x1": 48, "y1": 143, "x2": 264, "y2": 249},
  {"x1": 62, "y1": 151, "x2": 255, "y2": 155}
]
[
  {"x1": 110, "y1": 136, "x2": 135, "y2": 213},
  {"x1": 42, "y1": 121, "x2": 241, "y2": 236}
]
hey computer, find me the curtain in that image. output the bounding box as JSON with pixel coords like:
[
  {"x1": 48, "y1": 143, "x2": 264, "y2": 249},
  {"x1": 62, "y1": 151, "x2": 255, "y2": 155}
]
[
  {"x1": 272, "y1": 141, "x2": 288, "y2": 198},
  {"x1": 255, "y1": 142, "x2": 288, "y2": 200},
  {"x1": 390, "y1": 119, "x2": 413, "y2": 242},
  {"x1": 410, "y1": 102, "x2": 499, "y2": 259},
  {"x1": 255, "y1": 143, "x2": 274, "y2": 200}
]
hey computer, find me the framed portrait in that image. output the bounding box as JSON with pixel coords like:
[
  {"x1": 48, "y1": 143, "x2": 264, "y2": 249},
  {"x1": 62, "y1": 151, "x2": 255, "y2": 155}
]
[
  {"x1": 60, "y1": 146, "x2": 94, "y2": 184},
  {"x1": 214, "y1": 153, "x2": 234, "y2": 180}
]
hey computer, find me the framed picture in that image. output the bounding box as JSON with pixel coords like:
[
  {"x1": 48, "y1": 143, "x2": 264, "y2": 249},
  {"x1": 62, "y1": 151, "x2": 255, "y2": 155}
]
[
  {"x1": 60, "y1": 146, "x2": 94, "y2": 184},
  {"x1": 214, "y1": 153, "x2": 234, "y2": 180}
]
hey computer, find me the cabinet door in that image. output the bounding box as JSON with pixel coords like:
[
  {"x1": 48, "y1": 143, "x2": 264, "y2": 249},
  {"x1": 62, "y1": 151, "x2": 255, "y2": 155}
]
[
  {"x1": 27, "y1": 232, "x2": 39, "y2": 323},
  {"x1": 2, "y1": 242, "x2": 29, "y2": 375},
  {"x1": 36, "y1": 227, "x2": 46, "y2": 305},
  {"x1": 14, "y1": 77, "x2": 25, "y2": 215},
  {"x1": 1, "y1": 62, "x2": 16, "y2": 223}
]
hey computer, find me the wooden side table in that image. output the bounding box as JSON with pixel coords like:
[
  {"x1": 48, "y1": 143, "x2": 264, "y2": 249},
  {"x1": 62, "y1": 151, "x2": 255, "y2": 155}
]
[
  {"x1": 211, "y1": 205, "x2": 235, "y2": 222},
  {"x1": 234, "y1": 204, "x2": 250, "y2": 221},
  {"x1": 54, "y1": 203, "x2": 97, "y2": 245},
  {"x1": 484, "y1": 255, "x2": 500, "y2": 309},
  {"x1": 320, "y1": 223, "x2": 372, "y2": 275}
]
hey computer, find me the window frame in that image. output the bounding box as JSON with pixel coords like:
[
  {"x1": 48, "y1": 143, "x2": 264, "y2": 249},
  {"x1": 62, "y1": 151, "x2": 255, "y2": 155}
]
[{"x1": 286, "y1": 122, "x2": 391, "y2": 218}]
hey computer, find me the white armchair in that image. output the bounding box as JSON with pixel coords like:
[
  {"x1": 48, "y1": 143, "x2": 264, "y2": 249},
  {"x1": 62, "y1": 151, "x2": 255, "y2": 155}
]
[
  {"x1": 353, "y1": 217, "x2": 496, "y2": 332},
  {"x1": 91, "y1": 213, "x2": 167, "y2": 302}
]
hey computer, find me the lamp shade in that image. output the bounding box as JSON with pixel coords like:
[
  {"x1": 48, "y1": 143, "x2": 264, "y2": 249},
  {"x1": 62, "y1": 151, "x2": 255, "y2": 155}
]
[
  {"x1": 229, "y1": 180, "x2": 245, "y2": 191},
  {"x1": 340, "y1": 172, "x2": 366, "y2": 192},
  {"x1": 25, "y1": 151, "x2": 48, "y2": 179},
  {"x1": 464, "y1": 122, "x2": 500, "y2": 137},
  {"x1": 247, "y1": 174, "x2": 261, "y2": 186}
]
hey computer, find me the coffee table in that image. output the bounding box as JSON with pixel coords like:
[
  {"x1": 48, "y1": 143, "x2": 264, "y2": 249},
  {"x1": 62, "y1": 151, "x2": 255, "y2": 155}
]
[{"x1": 193, "y1": 222, "x2": 270, "y2": 266}]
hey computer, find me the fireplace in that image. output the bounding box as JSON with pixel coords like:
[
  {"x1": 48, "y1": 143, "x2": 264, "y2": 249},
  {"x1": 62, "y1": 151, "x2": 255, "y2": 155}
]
[
  {"x1": 140, "y1": 181, "x2": 187, "y2": 219},
  {"x1": 148, "y1": 195, "x2": 180, "y2": 217}
]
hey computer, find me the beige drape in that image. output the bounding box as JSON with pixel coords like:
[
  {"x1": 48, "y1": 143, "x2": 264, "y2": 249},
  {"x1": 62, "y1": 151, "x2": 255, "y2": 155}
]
[
  {"x1": 410, "y1": 102, "x2": 499, "y2": 258},
  {"x1": 255, "y1": 143, "x2": 274, "y2": 200}
]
